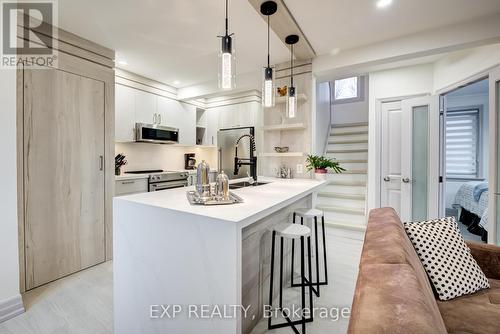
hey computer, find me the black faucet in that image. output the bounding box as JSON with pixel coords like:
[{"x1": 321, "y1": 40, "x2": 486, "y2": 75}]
[{"x1": 234, "y1": 134, "x2": 257, "y2": 182}]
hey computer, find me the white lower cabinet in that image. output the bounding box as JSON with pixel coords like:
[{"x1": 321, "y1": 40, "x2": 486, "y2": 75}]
[{"x1": 115, "y1": 178, "x2": 148, "y2": 196}]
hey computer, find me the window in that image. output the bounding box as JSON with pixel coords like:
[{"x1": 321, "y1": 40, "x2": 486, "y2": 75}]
[
  {"x1": 333, "y1": 76, "x2": 364, "y2": 103},
  {"x1": 446, "y1": 109, "x2": 480, "y2": 178}
]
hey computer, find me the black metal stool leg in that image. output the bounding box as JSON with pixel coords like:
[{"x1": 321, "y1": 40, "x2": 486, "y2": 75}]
[
  {"x1": 306, "y1": 236, "x2": 314, "y2": 319},
  {"x1": 300, "y1": 236, "x2": 306, "y2": 334},
  {"x1": 322, "y1": 216, "x2": 328, "y2": 285},
  {"x1": 279, "y1": 237, "x2": 284, "y2": 309},
  {"x1": 268, "y1": 231, "x2": 276, "y2": 330},
  {"x1": 314, "y1": 217, "x2": 320, "y2": 296},
  {"x1": 291, "y1": 213, "x2": 296, "y2": 286}
]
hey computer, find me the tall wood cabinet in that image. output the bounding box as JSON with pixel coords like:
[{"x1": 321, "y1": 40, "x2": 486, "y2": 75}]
[{"x1": 17, "y1": 17, "x2": 115, "y2": 291}]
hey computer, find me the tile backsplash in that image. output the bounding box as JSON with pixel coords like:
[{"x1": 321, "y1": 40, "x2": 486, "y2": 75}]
[{"x1": 115, "y1": 143, "x2": 217, "y2": 172}]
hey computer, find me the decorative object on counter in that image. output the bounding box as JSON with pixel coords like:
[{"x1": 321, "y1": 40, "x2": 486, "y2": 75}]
[
  {"x1": 260, "y1": 1, "x2": 278, "y2": 108},
  {"x1": 115, "y1": 153, "x2": 127, "y2": 176},
  {"x1": 196, "y1": 160, "x2": 211, "y2": 199},
  {"x1": 277, "y1": 85, "x2": 287, "y2": 97},
  {"x1": 306, "y1": 154, "x2": 345, "y2": 180},
  {"x1": 184, "y1": 153, "x2": 196, "y2": 170},
  {"x1": 218, "y1": 0, "x2": 235, "y2": 90},
  {"x1": 285, "y1": 34, "x2": 299, "y2": 118},
  {"x1": 274, "y1": 146, "x2": 290, "y2": 153},
  {"x1": 276, "y1": 165, "x2": 293, "y2": 179},
  {"x1": 216, "y1": 171, "x2": 230, "y2": 200},
  {"x1": 186, "y1": 190, "x2": 243, "y2": 206}
]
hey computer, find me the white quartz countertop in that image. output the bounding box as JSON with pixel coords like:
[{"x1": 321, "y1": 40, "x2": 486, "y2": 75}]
[{"x1": 115, "y1": 177, "x2": 328, "y2": 226}]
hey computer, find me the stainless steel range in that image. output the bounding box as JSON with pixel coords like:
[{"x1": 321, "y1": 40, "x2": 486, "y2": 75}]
[
  {"x1": 149, "y1": 171, "x2": 189, "y2": 192},
  {"x1": 125, "y1": 170, "x2": 189, "y2": 192}
]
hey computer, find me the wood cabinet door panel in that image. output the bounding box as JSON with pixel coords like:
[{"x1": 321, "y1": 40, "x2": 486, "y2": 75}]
[{"x1": 24, "y1": 68, "x2": 105, "y2": 289}]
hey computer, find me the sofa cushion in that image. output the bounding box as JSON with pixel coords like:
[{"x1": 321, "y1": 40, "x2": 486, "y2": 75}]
[
  {"x1": 437, "y1": 279, "x2": 500, "y2": 334},
  {"x1": 349, "y1": 263, "x2": 448, "y2": 334},
  {"x1": 404, "y1": 217, "x2": 490, "y2": 301}
]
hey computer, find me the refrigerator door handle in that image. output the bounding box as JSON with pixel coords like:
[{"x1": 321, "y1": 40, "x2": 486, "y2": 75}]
[{"x1": 218, "y1": 148, "x2": 222, "y2": 173}]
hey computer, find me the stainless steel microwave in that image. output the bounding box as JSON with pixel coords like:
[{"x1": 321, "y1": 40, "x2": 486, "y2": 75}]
[{"x1": 135, "y1": 123, "x2": 179, "y2": 144}]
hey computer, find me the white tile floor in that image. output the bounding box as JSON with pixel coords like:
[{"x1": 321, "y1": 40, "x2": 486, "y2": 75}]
[{"x1": 0, "y1": 227, "x2": 364, "y2": 334}]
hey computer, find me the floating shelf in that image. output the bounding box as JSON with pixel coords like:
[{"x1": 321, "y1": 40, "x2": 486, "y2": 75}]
[
  {"x1": 263, "y1": 123, "x2": 306, "y2": 131},
  {"x1": 275, "y1": 94, "x2": 308, "y2": 105},
  {"x1": 259, "y1": 152, "x2": 306, "y2": 157}
]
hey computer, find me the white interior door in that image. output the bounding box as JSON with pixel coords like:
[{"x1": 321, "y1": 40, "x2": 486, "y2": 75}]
[
  {"x1": 380, "y1": 101, "x2": 403, "y2": 215},
  {"x1": 488, "y1": 67, "x2": 500, "y2": 245},
  {"x1": 400, "y1": 96, "x2": 440, "y2": 222}
]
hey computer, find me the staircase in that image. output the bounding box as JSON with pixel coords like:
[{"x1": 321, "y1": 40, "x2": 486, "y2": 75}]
[{"x1": 316, "y1": 123, "x2": 368, "y2": 231}]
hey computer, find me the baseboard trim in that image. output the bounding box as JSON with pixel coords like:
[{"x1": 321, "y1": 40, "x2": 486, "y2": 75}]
[{"x1": 0, "y1": 294, "x2": 25, "y2": 323}]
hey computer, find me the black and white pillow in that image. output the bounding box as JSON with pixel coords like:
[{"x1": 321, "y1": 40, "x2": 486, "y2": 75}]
[{"x1": 403, "y1": 217, "x2": 489, "y2": 301}]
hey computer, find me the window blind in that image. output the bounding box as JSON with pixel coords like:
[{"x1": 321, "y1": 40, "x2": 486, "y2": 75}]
[{"x1": 446, "y1": 110, "x2": 479, "y2": 177}]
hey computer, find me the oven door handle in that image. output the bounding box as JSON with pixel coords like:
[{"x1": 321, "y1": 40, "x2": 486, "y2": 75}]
[{"x1": 149, "y1": 180, "x2": 188, "y2": 191}]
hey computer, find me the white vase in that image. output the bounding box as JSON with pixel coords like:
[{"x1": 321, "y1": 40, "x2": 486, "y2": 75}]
[{"x1": 314, "y1": 172, "x2": 327, "y2": 181}]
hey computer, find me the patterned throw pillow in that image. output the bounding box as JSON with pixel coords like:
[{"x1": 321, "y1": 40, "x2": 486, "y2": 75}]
[{"x1": 403, "y1": 217, "x2": 490, "y2": 301}]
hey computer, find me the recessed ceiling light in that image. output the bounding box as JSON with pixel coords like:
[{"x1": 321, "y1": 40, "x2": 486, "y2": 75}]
[
  {"x1": 376, "y1": 0, "x2": 393, "y2": 9},
  {"x1": 117, "y1": 59, "x2": 128, "y2": 66},
  {"x1": 173, "y1": 80, "x2": 181, "y2": 85}
]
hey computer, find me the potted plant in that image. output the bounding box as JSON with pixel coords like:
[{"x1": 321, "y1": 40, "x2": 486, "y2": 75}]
[{"x1": 305, "y1": 155, "x2": 345, "y2": 180}]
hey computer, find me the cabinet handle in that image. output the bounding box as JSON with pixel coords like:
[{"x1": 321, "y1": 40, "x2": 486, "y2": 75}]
[
  {"x1": 153, "y1": 113, "x2": 157, "y2": 124},
  {"x1": 158, "y1": 114, "x2": 162, "y2": 124},
  {"x1": 99, "y1": 155, "x2": 104, "y2": 171},
  {"x1": 121, "y1": 181, "x2": 135, "y2": 185}
]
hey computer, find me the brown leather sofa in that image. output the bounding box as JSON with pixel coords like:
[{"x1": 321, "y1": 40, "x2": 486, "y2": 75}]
[{"x1": 348, "y1": 208, "x2": 500, "y2": 334}]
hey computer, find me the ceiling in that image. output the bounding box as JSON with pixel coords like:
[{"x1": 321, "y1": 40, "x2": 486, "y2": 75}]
[
  {"x1": 58, "y1": 0, "x2": 500, "y2": 90},
  {"x1": 285, "y1": 0, "x2": 500, "y2": 56},
  {"x1": 58, "y1": 0, "x2": 290, "y2": 88},
  {"x1": 447, "y1": 78, "x2": 489, "y2": 97}
]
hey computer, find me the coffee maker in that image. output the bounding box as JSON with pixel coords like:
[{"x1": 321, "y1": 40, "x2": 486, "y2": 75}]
[{"x1": 185, "y1": 153, "x2": 196, "y2": 170}]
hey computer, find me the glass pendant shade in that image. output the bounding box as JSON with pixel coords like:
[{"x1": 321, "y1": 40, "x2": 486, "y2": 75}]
[
  {"x1": 262, "y1": 66, "x2": 275, "y2": 108},
  {"x1": 219, "y1": 35, "x2": 235, "y2": 90},
  {"x1": 286, "y1": 85, "x2": 297, "y2": 118}
]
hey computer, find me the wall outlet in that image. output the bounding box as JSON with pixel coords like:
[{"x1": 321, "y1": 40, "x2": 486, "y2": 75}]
[{"x1": 296, "y1": 164, "x2": 303, "y2": 174}]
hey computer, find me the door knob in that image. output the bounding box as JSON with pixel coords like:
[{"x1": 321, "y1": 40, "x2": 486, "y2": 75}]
[
  {"x1": 402, "y1": 177, "x2": 410, "y2": 183},
  {"x1": 383, "y1": 176, "x2": 390, "y2": 182}
]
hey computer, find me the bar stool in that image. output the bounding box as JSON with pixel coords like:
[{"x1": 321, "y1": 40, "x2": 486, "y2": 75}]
[
  {"x1": 268, "y1": 223, "x2": 314, "y2": 333},
  {"x1": 291, "y1": 208, "x2": 328, "y2": 297}
]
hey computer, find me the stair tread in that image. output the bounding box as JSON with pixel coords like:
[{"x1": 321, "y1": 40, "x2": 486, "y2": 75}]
[
  {"x1": 316, "y1": 205, "x2": 365, "y2": 215},
  {"x1": 328, "y1": 139, "x2": 368, "y2": 144},
  {"x1": 328, "y1": 180, "x2": 366, "y2": 186},
  {"x1": 318, "y1": 192, "x2": 366, "y2": 200},
  {"x1": 330, "y1": 131, "x2": 368, "y2": 136},
  {"x1": 327, "y1": 149, "x2": 368, "y2": 153}
]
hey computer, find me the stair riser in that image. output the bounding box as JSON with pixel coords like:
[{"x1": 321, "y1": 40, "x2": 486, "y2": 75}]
[
  {"x1": 329, "y1": 134, "x2": 368, "y2": 141},
  {"x1": 327, "y1": 173, "x2": 367, "y2": 182},
  {"x1": 317, "y1": 196, "x2": 365, "y2": 209},
  {"x1": 323, "y1": 211, "x2": 366, "y2": 225},
  {"x1": 337, "y1": 162, "x2": 368, "y2": 170},
  {"x1": 327, "y1": 152, "x2": 368, "y2": 160},
  {"x1": 331, "y1": 125, "x2": 368, "y2": 134},
  {"x1": 328, "y1": 143, "x2": 368, "y2": 151},
  {"x1": 322, "y1": 185, "x2": 366, "y2": 195}
]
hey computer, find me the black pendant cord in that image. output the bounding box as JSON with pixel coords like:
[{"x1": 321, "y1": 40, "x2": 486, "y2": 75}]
[
  {"x1": 225, "y1": 0, "x2": 229, "y2": 35},
  {"x1": 290, "y1": 44, "x2": 294, "y2": 87},
  {"x1": 267, "y1": 15, "x2": 270, "y2": 68}
]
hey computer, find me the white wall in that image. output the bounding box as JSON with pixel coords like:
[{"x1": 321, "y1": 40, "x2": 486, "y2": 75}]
[
  {"x1": 367, "y1": 64, "x2": 434, "y2": 210},
  {"x1": 331, "y1": 76, "x2": 369, "y2": 125},
  {"x1": 0, "y1": 70, "x2": 22, "y2": 311},
  {"x1": 115, "y1": 144, "x2": 217, "y2": 172},
  {"x1": 433, "y1": 44, "x2": 500, "y2": 92},
  {"x1": 314, "y1": 81, "x2": 331, "y2": 155}
]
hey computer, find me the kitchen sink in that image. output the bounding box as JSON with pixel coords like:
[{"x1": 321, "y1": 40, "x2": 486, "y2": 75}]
[{"x1": 229, "y1": 181, "x2": 270, "y2": 189}]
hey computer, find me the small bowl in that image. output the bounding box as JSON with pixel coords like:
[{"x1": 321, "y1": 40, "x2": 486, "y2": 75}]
[{"x1": 274, "y1": 146, "x2": 290, "y2": 153}]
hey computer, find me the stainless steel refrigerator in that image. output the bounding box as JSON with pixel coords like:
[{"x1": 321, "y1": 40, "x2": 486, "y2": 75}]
[{"x1": 218, "y1": 126, "x2": 255, "y2": 180}]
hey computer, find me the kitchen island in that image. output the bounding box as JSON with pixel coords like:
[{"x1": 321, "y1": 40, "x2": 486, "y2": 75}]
[{"x1": 113, "y1": 177, "x2": 327, "y2": 334}]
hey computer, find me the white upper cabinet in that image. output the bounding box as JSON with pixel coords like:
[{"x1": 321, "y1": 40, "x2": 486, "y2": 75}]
[
  {"x1": 135, "y1": 89, "x2": 157, "y2": 125},
  {"x1": 115, "y1": 84, "x2": 136, "y2": 142},
  {"x1": 157, "y1": 96, "x2": 196, "y2": 145}
]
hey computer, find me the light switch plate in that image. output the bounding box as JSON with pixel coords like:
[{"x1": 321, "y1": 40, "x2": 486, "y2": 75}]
[{"x1": 296, "y1": 164, "x2": 303, "y2": 174}]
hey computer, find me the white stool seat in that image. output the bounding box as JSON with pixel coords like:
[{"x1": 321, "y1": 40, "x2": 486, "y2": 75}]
[
  {"x1": 274, "y1": 223, "x2": 311, "y2": 239},
  {"x1": 294, "y1": 208, "x2": 324, "y2": 218}
]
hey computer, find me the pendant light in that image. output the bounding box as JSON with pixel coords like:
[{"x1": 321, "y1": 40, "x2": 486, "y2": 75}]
[
  {"x1": 218, "y1": 0, "x2": 235, "y2": 90},
  {"x1": 285, "y1": 34, "x2": 299, "y2": 118},
  {"x1": 260, "y1": 1, "x2": 277, "y2": 108}
]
